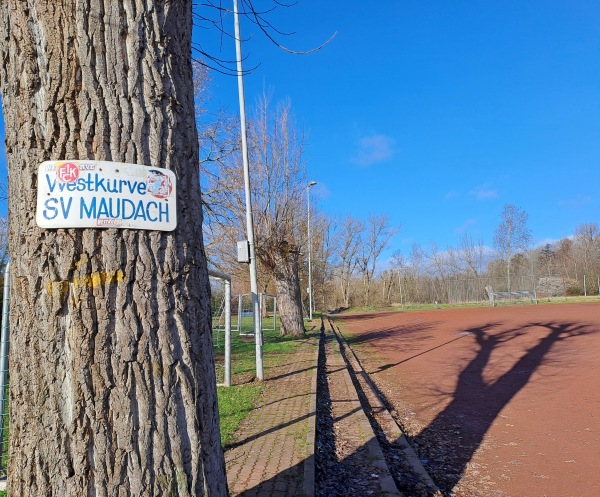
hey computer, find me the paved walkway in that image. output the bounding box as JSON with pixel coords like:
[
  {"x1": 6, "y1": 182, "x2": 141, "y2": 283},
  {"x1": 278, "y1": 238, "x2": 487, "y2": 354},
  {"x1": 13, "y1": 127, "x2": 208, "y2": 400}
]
[{"x1": 224, "y1": 333, "x2": 319, "y2": 497}]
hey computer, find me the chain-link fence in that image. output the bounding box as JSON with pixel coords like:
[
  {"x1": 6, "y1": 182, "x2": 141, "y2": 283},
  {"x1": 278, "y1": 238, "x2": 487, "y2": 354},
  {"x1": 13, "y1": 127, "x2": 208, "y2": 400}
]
[
  {"x1": 446, "y1": 275, "x2": 537, "y2": 304},
  {"x1": 390, "y1": 273, "x2": 600, "y2": 307}
]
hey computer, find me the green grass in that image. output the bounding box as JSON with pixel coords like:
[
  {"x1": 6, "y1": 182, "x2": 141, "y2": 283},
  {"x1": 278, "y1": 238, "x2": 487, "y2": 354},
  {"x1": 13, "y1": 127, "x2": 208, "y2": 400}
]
[
  {"x1": 217, "y1": 383, "x2": 262, "y2": 447},
  {"x1": 537, "y1": 294, "x2": 600, "y2": 305},
  {"x1": 0, "y1": 490, "x2": 5, "y2": 497}
]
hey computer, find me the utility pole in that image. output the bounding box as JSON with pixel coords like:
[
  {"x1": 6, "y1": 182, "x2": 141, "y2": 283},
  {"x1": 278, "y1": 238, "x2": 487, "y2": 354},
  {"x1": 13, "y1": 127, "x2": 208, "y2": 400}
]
[
  {"x1": 233, "y1": 0, "x2": 263, "y2": 380},
  {"x1": 307, "y1": 181, "x2": 317, "y2": 320}
]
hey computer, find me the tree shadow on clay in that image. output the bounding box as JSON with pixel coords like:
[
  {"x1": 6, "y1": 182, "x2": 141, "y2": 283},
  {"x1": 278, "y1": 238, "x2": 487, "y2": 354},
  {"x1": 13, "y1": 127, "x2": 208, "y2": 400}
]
[
  {"x1": 410, "y1": 320, "x2": 596, "y2": 495},
  {"x1": 338, "y1": 320, "x2": 441, "y2": 363}
]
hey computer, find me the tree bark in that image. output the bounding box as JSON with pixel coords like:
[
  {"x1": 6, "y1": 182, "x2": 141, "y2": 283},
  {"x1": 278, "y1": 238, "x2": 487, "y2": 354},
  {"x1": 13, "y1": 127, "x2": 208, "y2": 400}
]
[
  {"x1": 268, "y1": 245, "x2": 305, "y2": 337},
  {"x1": 0, "y1": 1, "x2": 227, "y2": 495}
]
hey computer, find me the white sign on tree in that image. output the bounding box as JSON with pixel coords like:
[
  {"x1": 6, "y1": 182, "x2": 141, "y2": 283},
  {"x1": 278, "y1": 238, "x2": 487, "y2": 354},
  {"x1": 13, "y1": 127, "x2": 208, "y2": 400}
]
[{"x1": 36, "y1": 160, "x2": 177, "y2": 231}]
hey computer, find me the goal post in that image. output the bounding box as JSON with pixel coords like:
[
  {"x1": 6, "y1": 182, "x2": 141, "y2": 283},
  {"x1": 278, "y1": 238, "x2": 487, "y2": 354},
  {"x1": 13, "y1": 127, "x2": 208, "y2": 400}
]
[
  {"x1": 486, "y1": 286, "x2": 537, "y2": 307},
  {"x1": 209, "y1": 269, "x2": 232, "y2": 387},
  {"x1": 237, "y1": 293, "x2": 255, "y2": 336},
  {"x1": 237, "y1": 292, "x2": 278, "y2": 335},
  {"x1": 259, "y1": 293, "x2": 278, "y2": 332}
]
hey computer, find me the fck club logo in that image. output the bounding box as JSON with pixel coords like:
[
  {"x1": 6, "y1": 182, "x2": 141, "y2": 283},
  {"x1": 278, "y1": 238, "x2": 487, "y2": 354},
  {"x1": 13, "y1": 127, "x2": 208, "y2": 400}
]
[{"x1": 56, "y1": 162, "x2": 79, "y2": 183}]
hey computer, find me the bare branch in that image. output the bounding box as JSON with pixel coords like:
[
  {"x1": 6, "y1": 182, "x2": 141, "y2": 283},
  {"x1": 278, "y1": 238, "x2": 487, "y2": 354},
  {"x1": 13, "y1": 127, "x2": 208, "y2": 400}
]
[{"x1": 192, "y1": 1, "x2": 336, "y2": 76}]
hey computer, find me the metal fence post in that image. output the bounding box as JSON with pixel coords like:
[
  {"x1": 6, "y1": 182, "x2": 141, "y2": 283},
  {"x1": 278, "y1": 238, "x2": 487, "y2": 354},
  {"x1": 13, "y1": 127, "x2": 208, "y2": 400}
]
[
  {"x1": 224, "y1": 278, "x2": 231, "y2": 387},
  {"x1": 238, "y1": 294, "x2": 243, "y2": 334},
  {"x1": 0, "y1": 262, "x2": 10, "y2": 469}
]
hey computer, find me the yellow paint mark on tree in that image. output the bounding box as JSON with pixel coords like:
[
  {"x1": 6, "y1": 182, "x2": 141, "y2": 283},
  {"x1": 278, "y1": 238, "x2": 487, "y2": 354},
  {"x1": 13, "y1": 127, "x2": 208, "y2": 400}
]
[
  {"x1": 45, "y1": 280, "x2": 70, "y2": 297},
  {"x1": 46, "y1": 270, "x2": 125, "y2": 296},
  {"x1": 74, "y1": 254, "x2": 89, "y2": 270}
]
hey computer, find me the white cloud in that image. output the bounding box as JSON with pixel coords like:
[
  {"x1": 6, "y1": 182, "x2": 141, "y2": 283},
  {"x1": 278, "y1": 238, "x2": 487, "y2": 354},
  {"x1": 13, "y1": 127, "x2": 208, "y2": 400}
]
[
  {"x1": 469, "y1": 185, "x2": 498, "y2": 200},
  {"x1": 558, "y1": 194, "x2": 593, "y2": 208},
  {"x1": 352, "y1": 134, "x2": 396, "y2": 167},
  {"x1": 533, "y1": 237, "x2": 561, "y2": 248},
  {"x1": 454, "y1": 219, "x2": 477, "y2": 234}
]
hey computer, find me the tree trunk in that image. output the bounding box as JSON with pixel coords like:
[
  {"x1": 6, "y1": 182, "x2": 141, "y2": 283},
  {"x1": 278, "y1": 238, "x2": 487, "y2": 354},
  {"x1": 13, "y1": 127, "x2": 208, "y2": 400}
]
[
  {"x1": 344, "y1": 277, "x2": 351, "y2": 308},
  {"x1": 270, "y1": 246, "x2": 305, "y2": 337},
  {"x1": 0, "y1": 2, "x2": 227, "y2": 496},
  {"x1": 340, "y1": 267, "x2": 351, "y2": 308}
]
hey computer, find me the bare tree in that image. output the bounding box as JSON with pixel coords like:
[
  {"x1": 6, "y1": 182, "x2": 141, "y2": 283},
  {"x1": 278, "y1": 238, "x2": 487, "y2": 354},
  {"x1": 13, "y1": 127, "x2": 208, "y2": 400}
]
[
  {"x1": 574, "y1": 223, "x2": 599, "y2": 276},
  {"x1": 555, "y1": 238, "x2": 576, "y2": 282},
  {"x1": 193, "y1": 61, "x2": 242, "y2": 234},
  {"x1": 425, "y1": 242, "x2": 454, "y2": 303},
  {"x1": 201, "y1": 95, "x2": 308, "y2": 335},
  {"x1": 389, "y1": 249, "x2": 408, "y2": 306},
  {"x1": 249, "y1": 97, "x2": 309, "y2": 334},
  {"x1": 307, "y1": 212, "x2": 336, "y2": 312},
  {"x1": 378, "y1": 269, "x2": 396, "y2": 306},
  {"x1": 332, "y1": 216, "x2": 364, "y2": 307},
  {"x1": 0, "y1": 2, "x2": 227, "y2": 495},
  {"x1": 457, "y1": 233, "x2": 486, "y2": 277},
  {"x1": 356, "y1": 215, "x2": 399, "y2": 305},
  {"x1": 493, "y1": 204, "x2": 532, "y2": 293},
  {"x1": 539, "y1": 243, "x2": 555, "y2": 275},
  {"x1": 191, "y1": 2, "x2": 335, "y2": 75}
]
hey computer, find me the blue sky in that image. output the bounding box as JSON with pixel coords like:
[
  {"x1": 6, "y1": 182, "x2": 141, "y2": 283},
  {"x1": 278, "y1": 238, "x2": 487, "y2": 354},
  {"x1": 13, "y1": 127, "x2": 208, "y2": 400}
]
[
  {"x1": 196, "y1": 0, "x2": 600, "y2": 256},
  {"x1": 1, "y1": 1, "x2": 599, "y2": 259}
]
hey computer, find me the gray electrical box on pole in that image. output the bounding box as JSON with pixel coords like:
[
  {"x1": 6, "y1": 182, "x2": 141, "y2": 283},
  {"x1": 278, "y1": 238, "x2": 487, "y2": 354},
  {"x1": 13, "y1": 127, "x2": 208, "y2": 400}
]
[{"x1": 237, "y1": 240, "x2": 251, "y2": 264}]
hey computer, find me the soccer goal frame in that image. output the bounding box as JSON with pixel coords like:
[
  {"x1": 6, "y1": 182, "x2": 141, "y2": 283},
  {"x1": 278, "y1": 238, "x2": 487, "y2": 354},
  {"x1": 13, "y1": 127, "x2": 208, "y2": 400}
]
[
  {"x1": 259, "y1": 293, "x2": 278, "y2": 332},
  {"x1": 488, "y1": 289, "x2": 538, "y2": 307},
  {"x1": 209, "y1": 269, "x2": 232, "y2": 387},
  {"x1": 236, "y1": 292, "x2": 278, "y2": 336}
]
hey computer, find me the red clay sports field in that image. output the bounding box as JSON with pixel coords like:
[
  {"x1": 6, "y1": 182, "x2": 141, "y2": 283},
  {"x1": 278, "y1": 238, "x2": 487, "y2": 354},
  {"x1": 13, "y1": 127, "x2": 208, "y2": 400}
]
[{"x1": 336, "y1": 302, "x2": 599, "y2": 497}]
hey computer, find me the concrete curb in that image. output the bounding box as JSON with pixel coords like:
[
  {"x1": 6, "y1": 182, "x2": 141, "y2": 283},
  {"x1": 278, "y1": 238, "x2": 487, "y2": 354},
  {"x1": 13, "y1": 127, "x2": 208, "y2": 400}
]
[
  {"x1": 328, "y1": 316, "x2": 442, "y2": 496},
  {"x1": 302, "y1": 334, "x2": 319, "y2": 497},
  {"x1": 327, "y1": 319, "x2": 402, "y2": 497}
]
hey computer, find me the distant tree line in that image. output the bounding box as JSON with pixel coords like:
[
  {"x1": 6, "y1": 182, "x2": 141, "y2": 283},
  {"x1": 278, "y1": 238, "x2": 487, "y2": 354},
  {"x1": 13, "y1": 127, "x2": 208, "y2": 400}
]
[{"x1": 309, "y1": 215, "x2": 600, "y2": 309}]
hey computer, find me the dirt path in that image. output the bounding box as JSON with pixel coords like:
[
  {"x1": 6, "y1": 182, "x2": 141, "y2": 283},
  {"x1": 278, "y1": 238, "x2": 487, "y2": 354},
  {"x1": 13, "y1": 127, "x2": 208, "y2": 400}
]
[{"x1": 335, "y1": 303, "x2": 600, "y2": 497}]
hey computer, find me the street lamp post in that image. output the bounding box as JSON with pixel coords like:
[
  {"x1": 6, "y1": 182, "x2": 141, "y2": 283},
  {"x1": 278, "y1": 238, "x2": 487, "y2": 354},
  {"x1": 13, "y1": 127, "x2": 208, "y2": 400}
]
[
  {"x1": 307, "y1": 181, "x2": 317, "y2": 320},
  {"x1": 233, "y1": 0, "x2": 263, "y2": 380}
]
